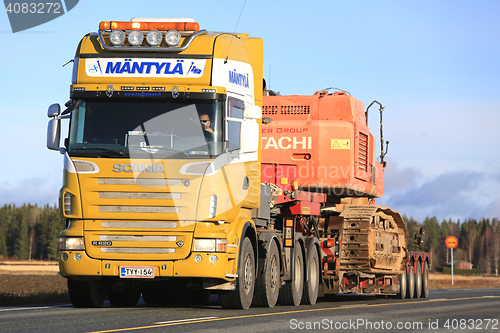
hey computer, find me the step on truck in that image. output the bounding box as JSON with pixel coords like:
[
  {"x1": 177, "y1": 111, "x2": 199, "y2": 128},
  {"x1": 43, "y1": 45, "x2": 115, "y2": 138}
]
[{"x1": 47, "y1": 18, "x2": 429, "y2": 309}]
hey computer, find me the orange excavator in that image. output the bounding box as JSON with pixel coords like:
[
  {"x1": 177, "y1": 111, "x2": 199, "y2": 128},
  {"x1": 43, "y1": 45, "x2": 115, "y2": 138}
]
[{"x1": 260, "y1": 89, "x2": 429, "y2": 300}]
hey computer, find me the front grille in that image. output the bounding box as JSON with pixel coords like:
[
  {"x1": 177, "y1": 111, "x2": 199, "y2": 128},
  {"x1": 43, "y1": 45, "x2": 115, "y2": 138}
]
[
  {"x1": 100, "y1": 248, "x2": 176, "y2": 254},
  {"x1": 101, "y1": 221, "x2": 177, "y2": 228},
  {"x1": 98, "y1": 178, "x2": 182, "y2": 186},
  {"x1": 98, "y1": 192, "x2": 181, "y2": 200},
  {"x1": 99, "y1": 206, "x2": 180, "y2": 213},
  {"x1": 99, "y1": 235, "x2": 177, "y2": 242}
]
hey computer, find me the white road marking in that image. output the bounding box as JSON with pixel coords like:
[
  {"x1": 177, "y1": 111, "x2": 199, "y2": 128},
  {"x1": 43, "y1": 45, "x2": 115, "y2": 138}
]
[
  {"x1": 0, "y1": 306, "x2": 51, "y2": 312},
  {"x1": 0, "y1": 304, "x2": 72, "y2": 312},
  {"x1": 154, "y1": 317, "x2": 218, "y2": 325}
]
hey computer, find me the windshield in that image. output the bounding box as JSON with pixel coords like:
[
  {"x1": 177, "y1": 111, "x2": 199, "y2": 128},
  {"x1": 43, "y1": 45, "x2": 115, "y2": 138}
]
[{"x1": 67, "y1": 99, "x2": 224, "y2": 159}]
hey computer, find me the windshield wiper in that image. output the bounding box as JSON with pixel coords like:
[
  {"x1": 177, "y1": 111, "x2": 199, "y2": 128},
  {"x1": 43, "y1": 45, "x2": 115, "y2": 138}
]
[{"x1": 71, "y1": 147, "x2": 126, "y2": 156}]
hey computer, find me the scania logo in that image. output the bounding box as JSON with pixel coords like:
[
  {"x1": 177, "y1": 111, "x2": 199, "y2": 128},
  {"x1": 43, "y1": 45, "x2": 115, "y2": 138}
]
[{"x1": 113, "y1": 163, "x2": 165, "y2": 173}]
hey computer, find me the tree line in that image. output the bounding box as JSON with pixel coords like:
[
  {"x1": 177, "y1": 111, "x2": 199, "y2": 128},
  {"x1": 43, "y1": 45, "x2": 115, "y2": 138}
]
[
  {"x1": 0, "y1": 204, "x2": 64, "y2": 261},
  {"x1": 405, "y1": 215, "x2": 500, "y2": 275},
  {"x1": 1, "y1": 203, "x2": 499, "y2": 275}
]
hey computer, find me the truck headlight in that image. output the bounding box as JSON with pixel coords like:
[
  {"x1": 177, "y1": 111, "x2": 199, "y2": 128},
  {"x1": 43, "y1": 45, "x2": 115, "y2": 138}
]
[
  {"x1": 146, "y1": 30, "x2": 162, "y2": 46},
  {"x1": 110, "y1": 29, "x2": 125, "y2": 46},
  {"x1": 193, "y1": 239, "x2": 227, "y2": 252},
  {"x1": 165, "y1": 30, "x2": 181, "y2": 47},
  {"x1": 128, "y1": 30, "x2": 144, "y2": 46},
  {"x1": 58, "y1": 237, "x2": 84, "y2": 250}
]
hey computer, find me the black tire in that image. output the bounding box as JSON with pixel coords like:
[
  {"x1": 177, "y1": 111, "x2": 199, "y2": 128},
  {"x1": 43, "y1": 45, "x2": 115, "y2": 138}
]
[
  {"x1": 422, "y1": 261, "x2": 429, "y2": 298},
  {"x1": 394, "y1": 271, "x2": 407, "y2": 299},
  {"x1": 278, "y1": 241, "x2": 304, "y2": 306},
  {"x1": 406, "y1": 262, "x2": 415, "y2": 299},
  {"x1": 108, "y1": 288, "x2": 141, "y2": 307},
  {"x1": 68, "y1": 279, "x2": 106, "y2": 308},
  {"x1": 253, "y1": 241, "x2": 280, "y2": 307},
  {"x1": 302, "y1": 243, "x2": 320, "y2": 305},
  {"x1": 219, "y1": 237, "x2": 255, "y2": 309},
  {"x1": 415, "y1": 261, "x2": 422, "y2": 299}
]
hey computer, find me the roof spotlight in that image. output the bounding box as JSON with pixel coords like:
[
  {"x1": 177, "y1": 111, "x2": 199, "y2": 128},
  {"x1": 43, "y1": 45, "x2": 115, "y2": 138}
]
[
  {"x1": 128, "y1": 30, "x2": 144, "y2": 46},
  {"x1": 109, "y1": 29, "x2": 125, "y2": 46},
  {"x1": 165, "y1": 30, "x2": 181, "y2": 47},
  {"x1": 146, "y1": 30, "x2": 162, "y2": 47}
]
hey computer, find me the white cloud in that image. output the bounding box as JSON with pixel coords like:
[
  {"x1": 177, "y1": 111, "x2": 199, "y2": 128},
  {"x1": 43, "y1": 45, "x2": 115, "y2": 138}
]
[
  {"x1": 0, "y1": 177, "x2": 59, "y2": 206},
  {"x1": 377, "y1": 161, "x2": 500, "y2": 221}
]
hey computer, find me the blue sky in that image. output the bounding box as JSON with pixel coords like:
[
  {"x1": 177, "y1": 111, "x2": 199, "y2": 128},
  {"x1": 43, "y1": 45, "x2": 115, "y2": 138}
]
[{"x1": 1, "y1": 0, "x2": 499, "y2": 221}]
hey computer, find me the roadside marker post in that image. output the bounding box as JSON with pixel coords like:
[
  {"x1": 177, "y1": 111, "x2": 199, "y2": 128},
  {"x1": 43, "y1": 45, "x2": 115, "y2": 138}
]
[{"x1": 445, "y1": 236, "x2": 458, "y2": 285}]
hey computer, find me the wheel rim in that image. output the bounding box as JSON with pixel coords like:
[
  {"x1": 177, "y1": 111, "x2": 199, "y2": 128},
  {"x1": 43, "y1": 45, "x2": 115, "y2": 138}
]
[
  {"x1": 294, "y1": 253, "x2": 302, "y2": 291},
  {"x1": 243, "y1": 252, "x2": 253, "y2": 295},
  {"x1": 310, "y1": 255, "x2": 318, "y2": 292},
  {"x1": 270, "y1": 255, "x2": 278, "y2": 293}
]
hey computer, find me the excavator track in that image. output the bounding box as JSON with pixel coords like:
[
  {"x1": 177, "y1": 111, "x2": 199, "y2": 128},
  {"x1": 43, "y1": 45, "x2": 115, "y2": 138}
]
[{"x1": 339, "y1": 205, "x2": 406, "y2": 274}]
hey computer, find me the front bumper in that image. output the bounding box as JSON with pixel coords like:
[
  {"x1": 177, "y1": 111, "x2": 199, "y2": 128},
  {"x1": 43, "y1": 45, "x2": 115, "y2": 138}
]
[{"x1": 58, "y1": 250, "x2": 237, "y2": 280}]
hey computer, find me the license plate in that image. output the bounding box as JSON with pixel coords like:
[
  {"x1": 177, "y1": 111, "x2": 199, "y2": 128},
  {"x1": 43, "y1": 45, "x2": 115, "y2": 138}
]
[{"x1": 119, "y1": 266, "x2": 155, "y2": 278}]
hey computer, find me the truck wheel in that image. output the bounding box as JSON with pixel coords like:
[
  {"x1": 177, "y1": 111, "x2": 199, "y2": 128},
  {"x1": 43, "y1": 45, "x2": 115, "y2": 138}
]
[
  {"x1": 406, "y1": 262, "x2": 415, "y2": 299},
  {"x1": 415, "y1": 261, "x2": 422, "y2": 298},
  {"x1": 422, "y1": 262, "x2": 429, "y2": 298},
  {"x1": 219, "y1": 237, "x2": 255, "y2": 309},
  {"x1": 253, "y1": 240, "x2": 280, "y2": 307},
  {"x1": 395, "y1": 271, "x2": 407, "y2": 299},
  {"x1": 108, "y1": 288, "x2": 141, "y2": 307},
  {"x1": 68, "y1": 279, "x2": 106, "y2": 308},
  {"x1": 278, "y1": 241, "x2": 304, "y2": 306},
  {"x1": 302, "y1": 243, "x2": 320, "y2": 305},
  {"x1": 142, "y1": 289, "x2": 167, "y2": 305}
]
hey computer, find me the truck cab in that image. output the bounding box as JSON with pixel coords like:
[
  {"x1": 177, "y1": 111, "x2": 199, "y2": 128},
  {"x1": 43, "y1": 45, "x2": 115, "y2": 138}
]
[{"x1": 47, "y1": 18, "x2": 263, "y2": 308}]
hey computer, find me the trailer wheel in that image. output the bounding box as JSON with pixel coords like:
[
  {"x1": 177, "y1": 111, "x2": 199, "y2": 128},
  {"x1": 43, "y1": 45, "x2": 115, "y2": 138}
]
[
  {"x1": 406, "y1": 262, "x2": 415, "y2": 299},
  {"x1": 421, "y1": 261, "x2": 429, "y2": 298},
  {"x1": 302, "y1": 243, "x2": 320, "y2": 305},
  {"x1": 253, "y1": 240, "x2": 280, "y2": 307},
  {"x1": 68, "y1": 279, "x2": 106, "y2": 308},
  {"x1": 415, "y1": 261, "x2": 422, "y2": 298},
  {"x1": 278, "y1": 241, "x2": 304, "y2": 306},
  {"x1": 219, "y1": 237, "x2": 255, "y2": 309},
  {"x1": 108, "y1": 288, "x2": 141, "y2": 307},
  {"x1": 395, "y1": 271, "x2": 407, "y2": 299}
]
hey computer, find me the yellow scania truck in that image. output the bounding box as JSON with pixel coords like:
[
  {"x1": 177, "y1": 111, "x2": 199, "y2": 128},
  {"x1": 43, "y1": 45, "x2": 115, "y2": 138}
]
[
  {"x1": 48, "y1": 18, "x2": 429, "y2": 310},
  {"x1": 48, "y1": 18, "x2": 266, "y2": 309}
]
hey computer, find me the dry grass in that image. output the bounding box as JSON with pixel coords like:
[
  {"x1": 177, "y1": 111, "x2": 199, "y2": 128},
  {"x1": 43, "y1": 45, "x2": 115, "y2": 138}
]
[{"x1": 429, "y1": 273, "x2": 500, "y2": 289}]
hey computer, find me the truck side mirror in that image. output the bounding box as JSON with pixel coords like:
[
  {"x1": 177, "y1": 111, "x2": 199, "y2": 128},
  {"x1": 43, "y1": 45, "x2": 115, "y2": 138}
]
[
  {"x1": 243, "y1": 105, "x2": 261, "y2": 119},
  {"x1": 47, "y1": 118, "x2": 61, "y2": 151},
  {"x1": 240, "y1": 120, "x2": 259, "y2": 153},
  {"x1": 47, "y1": 104, "x2": 61, "y2": 151},
  {"x1": 47, "y1": 103, "x2": 61, "y2": 117}
]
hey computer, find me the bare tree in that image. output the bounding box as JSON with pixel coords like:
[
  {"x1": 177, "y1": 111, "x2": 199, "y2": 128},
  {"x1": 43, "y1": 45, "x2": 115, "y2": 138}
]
[
  {"x1": 493, "y1": 227, "x2": 500, "y2": 276},
  {"x1": 461, "y1": 220, "x2": 478, "y2": 264}
]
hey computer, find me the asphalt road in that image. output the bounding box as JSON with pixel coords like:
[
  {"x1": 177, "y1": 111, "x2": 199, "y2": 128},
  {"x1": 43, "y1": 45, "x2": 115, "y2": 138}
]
[{"x1": 1, "y1": 288, "x2": 499, "y2": 333}]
